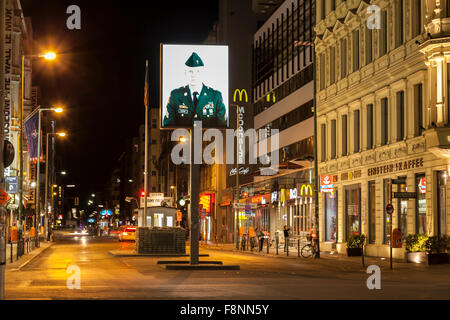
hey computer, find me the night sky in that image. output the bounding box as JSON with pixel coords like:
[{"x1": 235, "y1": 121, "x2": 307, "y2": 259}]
[{"x1": 21, "y1": 0, "x2": 218, "y2": 204}]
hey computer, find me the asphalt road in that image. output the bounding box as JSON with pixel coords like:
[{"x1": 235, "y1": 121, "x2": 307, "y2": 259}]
[{"x1": 4, "y1": 236, "x2": 450, "y2": 300}]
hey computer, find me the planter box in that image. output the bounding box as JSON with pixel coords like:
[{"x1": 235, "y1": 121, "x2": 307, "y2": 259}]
[
  {"x1": 407, "y1": 252, "x2": 427, "y2": 263},
  {"x1": 346, "y1": 248, "x2": 362, "y2": 256},
  {"x1": 427, "y1": 253, "x2": 449, "y2": 265}
]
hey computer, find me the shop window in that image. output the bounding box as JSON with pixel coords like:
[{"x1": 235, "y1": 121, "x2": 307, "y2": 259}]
[
  {"x1": 324, "y1": 191, "x2": 337, "y2": 241},
  {"x1": 396, "y1": 177, "x2": 408, "y2": 235},
  {"x1": 345, "y1": 184, "x2": 361, "y2": 241},
  {"x1": 368, "y1": 181, "x2": 376, "y2": 244},
  {"x1": 415, "y1": 174, "x2": 426, "y2": 234},
  {"x1": 437, "y1": 171, "x2": 447, "y2": 236}
]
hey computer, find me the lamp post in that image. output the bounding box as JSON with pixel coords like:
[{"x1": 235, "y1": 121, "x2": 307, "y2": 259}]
[
  {"x1": 35, "y1": 107, "x2": 63, "y2": 239},
  {"x1": 19, "y1": 52, "x2": 56, "y2": 230},
  {"x1": 44, "y1": 132, "x2": 66, "y2": 240}
]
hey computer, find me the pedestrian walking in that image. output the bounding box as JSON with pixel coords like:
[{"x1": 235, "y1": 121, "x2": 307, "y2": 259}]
[{"x1": 283, "y1": 225, "x2": 290, "y2": 252}]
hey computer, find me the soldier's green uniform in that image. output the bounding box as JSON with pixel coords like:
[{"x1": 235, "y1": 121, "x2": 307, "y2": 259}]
[{"x1": 163, "y1": 52, "x2": 227, "y2": 127}]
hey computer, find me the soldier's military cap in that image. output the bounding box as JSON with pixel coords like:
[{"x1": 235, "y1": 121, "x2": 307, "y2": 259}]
[{"x1": 185, "y1": 52, "x2": 204, "y2": 68}]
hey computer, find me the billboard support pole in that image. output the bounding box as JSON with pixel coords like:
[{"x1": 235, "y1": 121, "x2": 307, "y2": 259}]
[
  {"x1": 143, "y1": 60, "x2": 149, "y2": 228},
  {"x1": 190, "y1": 127, "x2": 199, "y2": 265}
]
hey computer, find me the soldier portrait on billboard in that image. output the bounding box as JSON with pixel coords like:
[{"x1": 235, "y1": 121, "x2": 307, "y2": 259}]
[{"x1": 161, "y1": 45, "x2": 229, "y2": 128}]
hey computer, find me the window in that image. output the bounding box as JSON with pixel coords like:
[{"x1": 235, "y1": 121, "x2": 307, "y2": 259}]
[
  {"x1": 324, "y1": 191, "x2": 338, "y2": 242},
  {"x1": 342, "y1": 115, "x2": 347, "y2": 156},
  {"x1": 152, "y1": 139, "x2": 156, "y2": 145},
  {"x1": 395, "y1": 0, "x2": 404, "y2": 48},
  {"x1": 352, "y1": 30, "x2": 359, "y2": 72},
  {"x1": 379, "y1": 10, "x2": 388, "y2": 56},
  {"x1": 413, "y1": 0, "x2": 422, "y2": 37},
  {"x1": 330, "y1": 46, "x2": 336, "y2": 84},
  {"x1": 151, "y1": 119, "x2": 157, "y2": 128},
  {"x1": 365, "y1": 24, "x2": 373, "y2": 65},
  {"x1": 368, "y1": 181, "x2": 376, "y2": 244},
  {"x1": 354, "y1": 109, "x2": 360, "y2": 153},
  {"x1": 414, "y1": 83, "x2": 423, "y2": 136},
  {"x1": 331, "y1": 0, "x2": 335, "y2": 11},
  {"x1": 437, "y1": 171, "x2": 447, "y2": 236},
  {"x1": 320, "y1": 53, "x2": 325, "y2": 90},
  {"x1": 367, "y1": 104, "x2": 374, "y2": 149},
  {"x1": 416, "y1": 173, "x2": 426, "y2": 234},
  {"x1": 331, "y1": 119, "x2": 336, "y2": 159},
  {"x1": 345, "y1": 184, "x2": 361, "y2": 241},
  {"x1": 151, "y1": 171, "x2": 156, "y2": 176},
  {"x1": 396, "y1": 91, "x2": 405, "y2": 141},
  {"x1": 340, "y1": 38, "x2": 347, "y2": 78},
  {"x1": 321, "y1": 123, "x2": 327, "y2": 161},
  {"x1": 381, "y1": 98, "x2": 388, "y2": 146},
  {"x1": 321, "y1": 0, "x2": 326, "y2": 20},
  {"x1": 396, "y1": 177, "x2": 408, "y2": 235}
]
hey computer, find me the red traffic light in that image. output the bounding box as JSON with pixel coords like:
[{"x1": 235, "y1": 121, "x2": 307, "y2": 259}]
[{"x1": 140, "y1": 191, "x2": 146, "y2": 197}]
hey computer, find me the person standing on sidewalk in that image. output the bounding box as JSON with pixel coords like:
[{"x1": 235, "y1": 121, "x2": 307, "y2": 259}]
[
  {"x1": 283, "y1": 225, "x2": 290, "y2": 252},
  {"x1": 257, "y1": 228, "x2": 265, "y2": 252}
]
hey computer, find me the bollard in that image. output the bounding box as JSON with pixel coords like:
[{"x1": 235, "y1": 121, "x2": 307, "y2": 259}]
[
  {"x1": 298, "y1": 239, "x2": 300, "y2": 257},
  {"x1": 10, "y1": 242, "x2": 13, "y2": 263},
  {"x1": 276, "y1": 237, "x2": 279, "y2": 255},
  {"x1": 267, "y1": 237, "x2": 269, "y2": 254},
  {"x1": 287, "y1": 239, "x2": 289, "y2": 256}
]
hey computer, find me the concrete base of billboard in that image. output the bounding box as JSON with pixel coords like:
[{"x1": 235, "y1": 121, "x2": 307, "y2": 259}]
[{"x1": 164, "y1": 263, "x2": 240, "y2": 270}]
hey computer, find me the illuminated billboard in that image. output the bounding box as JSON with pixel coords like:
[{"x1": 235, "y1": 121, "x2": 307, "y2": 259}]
[{"x1": 161, "y1": 44, "x2": 229, "y2": 128}]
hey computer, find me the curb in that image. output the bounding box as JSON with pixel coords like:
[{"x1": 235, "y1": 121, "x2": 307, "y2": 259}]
[{"x1": 13, "y1": 242, "x2": 55, "y2": 271}]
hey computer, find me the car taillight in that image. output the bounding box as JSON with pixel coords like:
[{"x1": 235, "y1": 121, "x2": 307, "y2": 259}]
[{"x1": 123, "y1": 232, "x2": 128, "y2": 236}]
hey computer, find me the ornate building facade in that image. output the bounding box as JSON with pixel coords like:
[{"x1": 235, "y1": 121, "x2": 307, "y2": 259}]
[{"x1": 315, "y1": 0, "x2": 450, "y2": 258}]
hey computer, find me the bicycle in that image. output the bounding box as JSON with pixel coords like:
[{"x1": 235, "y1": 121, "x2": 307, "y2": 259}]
[{"x1": 301, "y1": 236, "x2": 318, "y2": 258}]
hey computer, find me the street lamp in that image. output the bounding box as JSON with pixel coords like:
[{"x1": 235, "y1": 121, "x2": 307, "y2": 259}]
[
  {"x1": 19, "y1": 51, "x2": 57, "y2": 230},
  {"x1": 35, "y1": 107, "x2": 64, "y2": 237},
  {"x1": 44, "y1": 131, "x2": 67, "y2": 241}
]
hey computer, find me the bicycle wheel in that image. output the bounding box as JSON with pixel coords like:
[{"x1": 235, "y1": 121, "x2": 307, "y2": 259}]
[{"x1": 301, "y1": 244, "x2": 313, "y2": 258}]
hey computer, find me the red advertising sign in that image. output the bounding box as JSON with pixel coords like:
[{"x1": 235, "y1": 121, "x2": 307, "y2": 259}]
[
  {"x1": 418, "y1": 178, "x2": 426, "y2": 194},
  {"x1": 320, "y1": 175, "x2": 335, "y2": 193},
  {"x1": 0, "y1": 190, "x2": 9, "y2": 205}
]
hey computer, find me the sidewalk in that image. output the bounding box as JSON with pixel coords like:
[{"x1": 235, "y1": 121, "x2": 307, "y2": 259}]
[
  {"x1": 6, "y1": 240, "x2": 54, "y2": 271},
  {"x1": 198, "y1": 241, "x2": 450, "y2": 272}
]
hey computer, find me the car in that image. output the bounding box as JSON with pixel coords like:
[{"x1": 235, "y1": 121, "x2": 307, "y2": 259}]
[{"x1": 118, "y1": 226, "x2": 136, "y2": 242}]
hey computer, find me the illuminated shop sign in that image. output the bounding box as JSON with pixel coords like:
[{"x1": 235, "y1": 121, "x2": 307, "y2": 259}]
[
  {"x1": 367, "y1": 158, "x2": 424, "y2": 177},
  {"x1": 320, "y1": 175, "x2": 335, "y2": 193},
  {"x1": 418, "y1": 178, "x2": 426, "y2": 194}
]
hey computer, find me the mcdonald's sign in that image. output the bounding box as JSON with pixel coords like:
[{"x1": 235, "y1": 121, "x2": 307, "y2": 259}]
[
  {"x1": 233, "y1": 89, "x2": 248, "y2": 103},
  {"x1": 300, "y1": 184, "x2": 313, "y2": 196}
]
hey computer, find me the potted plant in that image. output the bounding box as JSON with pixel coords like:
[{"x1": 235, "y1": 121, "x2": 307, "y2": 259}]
[
  {"x1": 346, "y1": 234, "x2": 366, "y2": 256},
  {"x1": 406, "y1": 234, "x2": 428, "y2": 263},
  {"x1": 425, "y1": 235, "x2": 449, "y2": 265}
]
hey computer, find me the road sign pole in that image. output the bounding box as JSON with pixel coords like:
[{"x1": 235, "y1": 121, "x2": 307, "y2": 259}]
[{"x1": 190, "y1": 126, "x2": 200, "y2": 265}]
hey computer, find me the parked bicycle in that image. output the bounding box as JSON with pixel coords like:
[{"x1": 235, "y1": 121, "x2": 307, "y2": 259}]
[{"x1": 301, "y1": 235, "x2": 318, "y2": 258}]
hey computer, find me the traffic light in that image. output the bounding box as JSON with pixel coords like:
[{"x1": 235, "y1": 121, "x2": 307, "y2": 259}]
[
  {"x1": 178, "y1": 197, "x2": 190, "y2": 207},
  {"x1": 140, "y1": 190, "x2": 146, "y2": 197}
]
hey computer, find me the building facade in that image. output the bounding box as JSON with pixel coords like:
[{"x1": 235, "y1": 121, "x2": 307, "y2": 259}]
[
  {"x1": 316, "y1": 0, "x2": 450, "y2": 258},
  {"x1": 232, "y1": 0, "x2": 316, "y2": 241}
]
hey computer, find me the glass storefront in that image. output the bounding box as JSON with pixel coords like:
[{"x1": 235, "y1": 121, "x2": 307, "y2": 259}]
[
  {"x1": 396, "y1": 176, "x2": 408, "y2": 236},
  {"x1": 416, "y1": 174, "x2": 426, "y2": 234},
  {"x1": 324, "y1": 191, "x2": 337, "y2": 241},
  {"x1": 345, "y1": 184, "x2": 361, "y2": 240},
  {"x1": 437, "y1": 171, "x2": 447, "y2": 236},
  {"x1": 368, "y1": 181, "x2": 376, "y2": 244}
]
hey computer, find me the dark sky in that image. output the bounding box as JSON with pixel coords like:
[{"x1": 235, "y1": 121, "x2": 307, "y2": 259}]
[{"x1": 21, "y1": 0, "x2": 218, "y2": 204}]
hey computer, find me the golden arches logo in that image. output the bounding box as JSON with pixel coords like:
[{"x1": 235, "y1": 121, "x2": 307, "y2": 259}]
[
  {"x1": 300, "y1": 184, "x2": 313, "y2": 196},
  {"x1": 233, "y1": 89, "x2": 248, "y2": 103}
]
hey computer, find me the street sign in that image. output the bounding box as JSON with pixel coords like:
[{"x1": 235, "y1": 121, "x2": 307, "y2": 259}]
[
  {"x1": 386, "y1": 203, "x2": 394, "y2": 215},
  {"x1": 393, "y1": 192, "x2": 417, "y2": 199},
  {"x1": 0, "y1": 190, "x2": 10, "y2": 205},
  {"x1": 232, "y1": 203, "x2": 257, "y2": 209},
  {"x1": 5, "y1": 176, "x2": 17, "y2": 194},
  {"x1": 391, "y1": 179, "x2": 406, "y2": 184}
]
